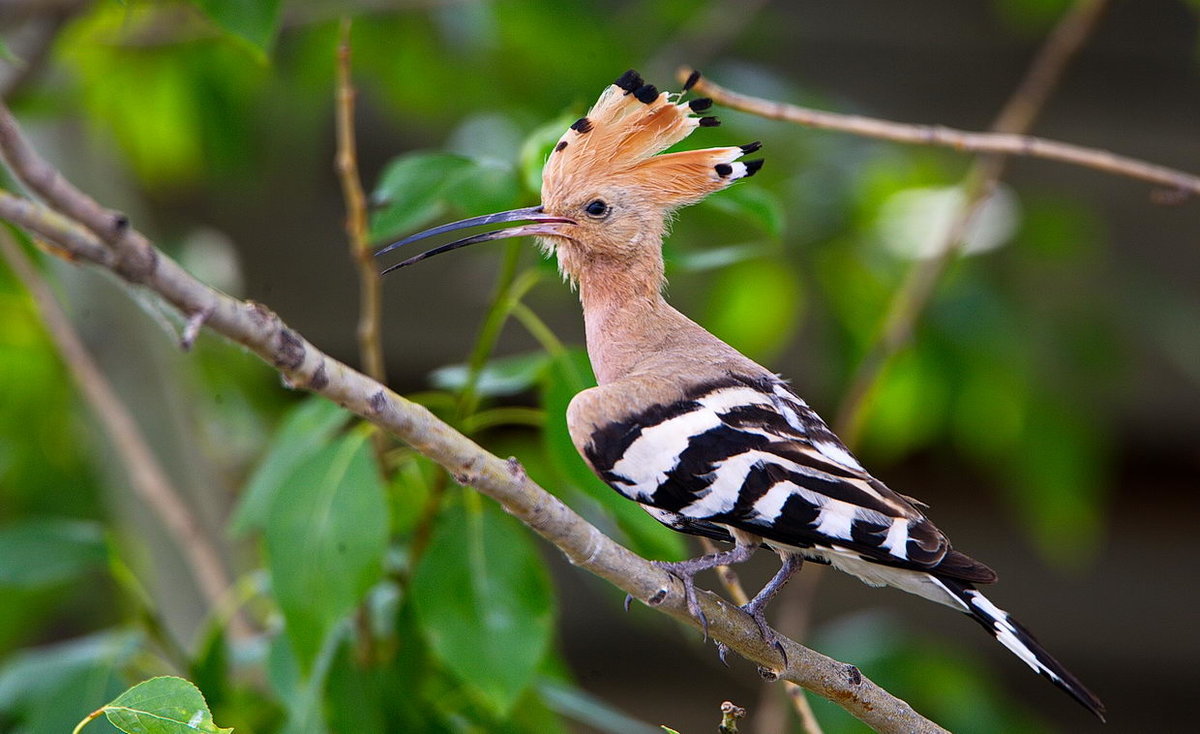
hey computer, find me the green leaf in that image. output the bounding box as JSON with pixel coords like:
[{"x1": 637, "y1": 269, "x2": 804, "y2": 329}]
[
  {"x1": 231, "y1": 396, "x2": 351, "y2": 534},
  {"x1": 703, "y1": 184, "x2": 786, "y2": 239},
  {"x1": 265, "y1": 626, "x2": 346, "y2": 734},
  {"x1": 993, "y1": 0, "x2": 1073, "y2": 33},
  {"x1": 411, "y1": 500, "x2": 555, "y2": 716},
  {"x1": 539, "y1": 350, "x2": 686, "y2": 562},
  {"x1": 671, "y1": 242, "x2": 776, "y2": 273},
  {"x1": 265, "y1": 432, "x2": 390, "y2": 670},
  {"x1": 1005, "y1": 403, "x2": 1108, "y2": 565},
  {"x1": 368, "y1": 152, "x2": 475, "y2": 243},
  {"x1": 58, "y1": 6, "x2": 269, "y2": 186},
  {"x1": 93, "y1": 676, "x2": 231, "y2": 734},
  {"x1": 429, "y1": 351, "x2": 551, "y2": 398},
  {"x1": 519, "y1": 113, "x2": 577, "y2": 194},
  {"x1": 0, "y1": 518, "x2": 106, "y2": 587},
  {"x1": 323, "y1": 639, "x2": 385, "y2": 734},
  {"x1": 190, "y1": 0, "x2": 283, "y2": 54},
  {"x1": 704, "y1": 257, "x2": 803, "y2": 363},
  {"x1": 0, "y1": 631, "x2": 139, "y2": 732},
  {"x1": 444, "y1": 158, "x2": 523, "y2": 217},
  {"x1": 859, "y1": 349, "x2": 950, "y2": 461}
]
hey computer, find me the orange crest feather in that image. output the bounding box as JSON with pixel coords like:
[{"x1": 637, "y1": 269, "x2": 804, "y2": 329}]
[{"x1": 542, "y1": 70, "x2": 762, "y2": 210}]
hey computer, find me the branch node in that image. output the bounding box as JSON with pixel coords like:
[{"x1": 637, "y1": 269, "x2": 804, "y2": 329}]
[
  {"x1": 308, "y1": 360, "x2": 329, "y2": 390},
  {"x1": 273, "y1": 327, "x2": 306, "y2": 371},
  {"x1": 246, "y1": 300, "x2": 273, "y2": 325},
  {"x1": 719, "y1": 700, "x2": 746, "y2": 733},
  {"x1": 368, "y1": 389, "x2": 388, "y2": 415},
  {"x1": 647, "y1": 587, "x2": 668, "y2": 606},
  {"x1": 846, "y1": 664, "x2": 862, "y2": 686},
  {"x1": 113, "y1": 242, "x2": 158, "y2": 284},
  {"x1": 111, "y1": 211, "x2": 130, "y2": 233},
  {"x1": 758, "y1": 665, "x2": 779, "y2": 681},
  {"x1": 505, "y1": 456, "x2": 527, "y2": 480},
  {"x1": 180, "y1": 304, "x2": 213, "y2": 351}
]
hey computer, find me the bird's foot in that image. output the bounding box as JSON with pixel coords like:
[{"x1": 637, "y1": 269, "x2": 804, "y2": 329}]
[
  {"x1": 741, "y1": 597, "x2": 788, "y2": 668},
  {"x1": 651, "y1": 559, "x2": 710, "y2": 639}
]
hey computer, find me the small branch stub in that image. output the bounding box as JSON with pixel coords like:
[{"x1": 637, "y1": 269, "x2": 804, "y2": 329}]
[
  {"x1": 180, "y1": 305, "x2": 213, "y2": 351},
  {"x1": 720, "y1": 701, "x2": 746, "y2": 734}
]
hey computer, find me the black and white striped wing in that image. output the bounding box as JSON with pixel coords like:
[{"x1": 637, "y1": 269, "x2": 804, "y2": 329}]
[
  {"x1": 581, "y1": 374, "x2": 1108, "y2": 718},
  {"x1": 584, "y1": 374, "x2": 987, "y2": 579}
]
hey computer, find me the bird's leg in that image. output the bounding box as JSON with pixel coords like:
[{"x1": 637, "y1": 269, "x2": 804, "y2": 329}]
[
  {"x1": 648, "y1": 541, "x2": 757, "y2": 639},
  {"x1": 735, "y1": 554, "x2": 804, "y2": 666}
]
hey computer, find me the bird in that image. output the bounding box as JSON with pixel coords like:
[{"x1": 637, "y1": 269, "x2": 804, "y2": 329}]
[{"x1": 377, "y1": 69, "x2": 1105, "y2": 720}]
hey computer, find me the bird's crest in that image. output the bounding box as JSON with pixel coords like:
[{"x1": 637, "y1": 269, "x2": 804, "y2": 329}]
[{"x1": 542, "y1": 70, "x2": 762, "y2": 211}]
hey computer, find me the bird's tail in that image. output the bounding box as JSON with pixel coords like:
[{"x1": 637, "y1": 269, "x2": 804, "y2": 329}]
[{"x1": 932, "y1": 575, "x2": 1105, "y2": 721}]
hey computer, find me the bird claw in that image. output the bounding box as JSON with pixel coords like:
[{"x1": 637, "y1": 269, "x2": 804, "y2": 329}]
[
  {"x1": 624, "y1": 593, "x2": 633, "y2": 612},
  {"x1": 651, "y1": 559, "x2": 709, "y2": 640},
  {"x1": 717, "y1": 642, "x2": 731, "y2": 666},
  {"x1": 743, "y1": 599, "x2": 788, "y2": 668}
]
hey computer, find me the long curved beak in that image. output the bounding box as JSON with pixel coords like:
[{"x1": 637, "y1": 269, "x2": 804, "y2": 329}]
[{"x1": 376, "y1": 204, "x2": 574, "y2": 275}]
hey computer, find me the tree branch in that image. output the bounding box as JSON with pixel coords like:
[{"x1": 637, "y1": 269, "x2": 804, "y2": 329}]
[
  {"x1": 676, "y1": 27, "x2": 1198, "y2": 200},
  {"x1": 0, "y1": 102, "x2": 946, "y2": 734}
]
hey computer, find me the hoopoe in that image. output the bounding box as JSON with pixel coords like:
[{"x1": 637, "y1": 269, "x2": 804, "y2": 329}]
[{"x1": 378, "y1": 70, "x2": 1104, "y2": 720}]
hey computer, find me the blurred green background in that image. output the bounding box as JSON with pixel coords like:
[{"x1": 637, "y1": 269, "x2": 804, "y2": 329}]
[{"x1": 0, "y1": 1, "x2": 1197, "y2": 732}]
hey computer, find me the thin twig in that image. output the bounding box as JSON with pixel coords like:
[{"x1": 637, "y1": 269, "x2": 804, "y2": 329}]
[
  {"x1": 334, "y1": 19, "x2": 389, "y2": 467},
  {"x1": 833, "y1": 0, "x2": 1110, "y2": 443},
  {"x1": 334, "y1": 19, "x2": 386, "y2": 664},
  {"x1": 677, "y1": 35, "x2": 1196, "y2": 199},
  {"x1": 0, "y1": 230, "x2": 250, "y2": 641},
  {"x1": 334, "y1": 18, "x2": 386, "y2": 386},
  {"x1": 0, "y1": 108, "x2": 947, "y2": 734}
]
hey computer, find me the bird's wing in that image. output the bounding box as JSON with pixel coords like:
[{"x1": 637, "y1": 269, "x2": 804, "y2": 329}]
[{"x1": 584, "y1": 374, "x2": 993, "y2": 581}]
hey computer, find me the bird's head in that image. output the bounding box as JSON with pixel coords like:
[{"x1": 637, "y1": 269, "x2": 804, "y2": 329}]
[{"x1": 377, "y1": 70, "x2": 763, "y2": 287}]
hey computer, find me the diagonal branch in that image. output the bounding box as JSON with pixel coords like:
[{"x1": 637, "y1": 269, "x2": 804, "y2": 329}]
[
  {"x1": 676, "y1": 19, "x2": 1198, "y2": 200},
  {"x1": 0, "y1": 104, "x2": 945, "y2": 734}
]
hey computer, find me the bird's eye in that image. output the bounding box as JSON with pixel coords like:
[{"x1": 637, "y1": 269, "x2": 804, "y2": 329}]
[{"x1": 584, "y1": 199, "x2": 610, "y2": 218}]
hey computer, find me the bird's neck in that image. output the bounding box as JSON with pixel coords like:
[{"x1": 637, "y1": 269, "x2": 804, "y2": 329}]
[{"x1": 576, "y1": 254, "x2": 688, "y2": 385}]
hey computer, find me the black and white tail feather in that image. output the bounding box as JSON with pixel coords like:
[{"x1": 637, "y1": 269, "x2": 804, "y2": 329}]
[
  {"x1": 583, "y1": 373, "x2": 1105, "y2": 720},
  {"x1": 934, "y1": 575, "x2": 1104, "y2": 719}
]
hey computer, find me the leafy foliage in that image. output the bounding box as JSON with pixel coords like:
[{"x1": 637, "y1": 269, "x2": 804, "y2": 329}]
[
  {"x1": 0, "y1": 518, "x2": 106, "y2": 588},
  {"x1": 86, "y1": 676, "x2": 232, "y2": 734},
  {"x1": 265, "y1": 431, "x2": 389, "y2": 669},
  {"x1": 190, "y1": 0, "x2": 283, "y2": 54},
  {"x1": 411, "y1": 499, "x2": 554, "y2": 715}
]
